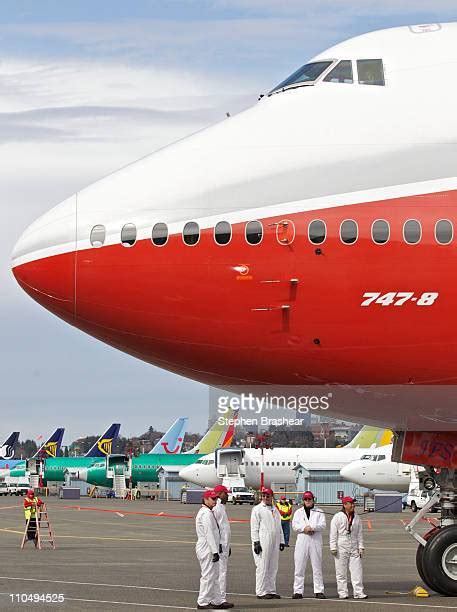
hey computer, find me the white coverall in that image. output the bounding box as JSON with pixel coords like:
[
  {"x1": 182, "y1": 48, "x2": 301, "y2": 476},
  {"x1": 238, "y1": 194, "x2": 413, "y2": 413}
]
[
  {"x1": 213, "y1": 498, "x2": 231, "y2": 601},
  {"x1": 250, "y1": 501, "x2": 285, "y2": 597},
  {"x1": 329, "y1": 511, "x2": 366, "y2": 599},
  {"x1": 292, "y1": 506, "x2": 326, "y2": 595},
  {"x1": 195, "y1": 505, "x2": 224, "y2": 607}
]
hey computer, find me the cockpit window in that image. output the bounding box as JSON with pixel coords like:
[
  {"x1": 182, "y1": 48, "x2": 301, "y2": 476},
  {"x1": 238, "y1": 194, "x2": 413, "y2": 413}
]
[
  {"x1": 323, "y1": 60, "x2": 353, "y2": 84},
  {"x1": 357, "y1": 59, "x2": 385, "y2": 86},
  {"x1": 270, "y1": 61, "x2": 333, "y2": 94}
]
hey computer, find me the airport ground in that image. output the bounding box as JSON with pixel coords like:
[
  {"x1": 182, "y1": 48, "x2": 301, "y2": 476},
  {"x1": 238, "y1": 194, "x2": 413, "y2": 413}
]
[{"x1": 0, "y1": 498, "x2": 455, "y2": 611}]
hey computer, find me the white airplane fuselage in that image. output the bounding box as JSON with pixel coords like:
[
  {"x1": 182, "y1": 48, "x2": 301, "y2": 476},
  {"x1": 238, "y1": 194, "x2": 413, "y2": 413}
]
[
  {"x1": 340, "y1": 445, "x2": 415, "y2": 492},
  {"x1": 179, "y1": 446, "x2": 380, "y2": 489}
]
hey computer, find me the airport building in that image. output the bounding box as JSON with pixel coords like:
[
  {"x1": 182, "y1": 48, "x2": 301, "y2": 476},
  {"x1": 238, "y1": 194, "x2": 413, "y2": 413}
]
[{"x1": 293, "y1": 462, "x2": 370, "y2": 504}]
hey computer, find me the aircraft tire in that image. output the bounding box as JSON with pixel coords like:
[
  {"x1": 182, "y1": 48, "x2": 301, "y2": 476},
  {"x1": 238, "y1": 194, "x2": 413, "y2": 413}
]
[
  {"x1": 416, "y1": 527, "x2": 440, "y2": 587},
  {"x1": 421, "y1": 526, "x2": 457, "y2": 596}
]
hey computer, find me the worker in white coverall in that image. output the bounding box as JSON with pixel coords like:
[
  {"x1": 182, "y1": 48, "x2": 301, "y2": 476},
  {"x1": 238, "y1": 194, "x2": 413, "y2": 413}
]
[
  {"x1": 292, "y1": 490, "x2": 326, "y2": 599},
  {"x1": 329, "y1": 496, "x2": 367, "y2": 600},
  {"x1": 195, "y1": 489, "x2": 234, "y2": 610},
  {"x1": 250, "y1": 488, "x2": 285, "y2": 600},
  {"x1": 213, "y1": 485, "x2": 232, "y2": 605}
]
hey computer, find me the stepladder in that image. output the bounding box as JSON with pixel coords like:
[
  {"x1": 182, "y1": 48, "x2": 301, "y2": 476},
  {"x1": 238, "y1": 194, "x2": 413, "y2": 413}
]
[{"x1": 21, "y1": 503, "x2": 56, "y2": 550}]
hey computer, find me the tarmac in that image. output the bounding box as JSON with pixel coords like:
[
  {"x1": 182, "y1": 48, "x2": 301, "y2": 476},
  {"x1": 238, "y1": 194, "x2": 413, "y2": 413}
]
[{"x1": 0, "y1": 497, "x2": 456, "y2": 611}]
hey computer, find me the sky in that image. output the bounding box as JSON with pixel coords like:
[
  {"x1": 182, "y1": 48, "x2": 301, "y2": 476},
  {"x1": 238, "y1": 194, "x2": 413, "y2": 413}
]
[{"x1": 3, "y1": 1, "x2": 457, "y2": 444}]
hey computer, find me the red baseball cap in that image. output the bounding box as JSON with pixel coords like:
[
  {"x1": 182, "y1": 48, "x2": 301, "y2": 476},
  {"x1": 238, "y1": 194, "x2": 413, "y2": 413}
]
[
  {"x1": 203, "y1": 489, "x2": 218, "y2": 499},
  {"x1": 261, "y1": 488, "x2": 274, "y2": 496},
  {"x1": 342, "y1": 496, "x2": 356, "y2": 504},
  {"x1": 303, "y1": 491, "x2": 315, "y2": 500},
  {"x1": 213, "y1": 485, "x2": 231, "y2": 494},
  {"x1": 27, "y1": 489, "x2": 35, "y2": 497},
  {"x1": 280, "y1": 495, "x2": 287, "y2": 500}
]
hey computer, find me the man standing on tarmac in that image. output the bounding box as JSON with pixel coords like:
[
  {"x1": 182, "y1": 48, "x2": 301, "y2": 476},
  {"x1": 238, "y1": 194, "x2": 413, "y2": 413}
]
[
  {"x1": 292, "y1": 491, "x2": 326, "y2": 599},
  {"x1": 276, "y1": 495, "x2": 292, "y2": 547},
  {"x1": 329, "y1": 496, "x2": 367, "y2": 600},
  {"x1": 251, "y1": 488, "x2": 285, "y2": 600},
  {"x1": 213, "y1": 485, "x2": 232, "y2": 605},
  {"x1": 195, "y1": 489, "x2": 234, "y2": 610}
]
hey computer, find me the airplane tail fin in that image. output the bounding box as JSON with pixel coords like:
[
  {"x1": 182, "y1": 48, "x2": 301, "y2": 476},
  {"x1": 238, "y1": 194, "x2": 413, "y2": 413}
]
[
  {"x1": 185, "y1": 409, "x2": 237, "y2": 455},
  {"x1": 345, "y1": 426, "x2": 393, "y2": 449},
  {"x1": 34, "y1": 428, "x2": 65, "y2": 459},
  {"x1": 150, "y1": 417, "x2": 188, "y2": 454},
  {"x1": 0, "y1": 432, "x2": 19, "y2": 460},
  {"x1": 85, "y1": 423, "x2": 121, "y2": 457}
]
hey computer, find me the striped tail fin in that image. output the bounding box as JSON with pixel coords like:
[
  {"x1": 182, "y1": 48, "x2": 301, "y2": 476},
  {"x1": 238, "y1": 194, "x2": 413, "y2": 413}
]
[
  {"x1": 345, "y1": 426, "x2": 393, "y2": 449},
  {"x1": 185, "y1": 409, "x2": 236, "y2": 454}
]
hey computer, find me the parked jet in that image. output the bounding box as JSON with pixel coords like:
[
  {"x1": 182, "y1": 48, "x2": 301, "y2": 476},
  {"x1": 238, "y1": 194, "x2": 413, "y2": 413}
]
[
  {"x1": 179, "y1": 427, "x2": 392, "y2": 488},
  {"x1": 80, "y1": 410, "x2": 237, "y2": 488},
  {"x1": 8, "y1": 425, "x2": 116, "y2": 481},
  {"x1": 340, "y1": 444, "x2": 416, "y2": 493},
  {"x1": 12, "y1": 23, "x2": 457, "y2": 594}
]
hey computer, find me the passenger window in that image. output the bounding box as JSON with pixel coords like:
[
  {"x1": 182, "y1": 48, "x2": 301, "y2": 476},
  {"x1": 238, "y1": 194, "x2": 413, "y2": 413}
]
[
  {"x1": 183, "y1": 221, "x2": 200, "y2": 246},
  {"x1": 214, "y1": 221, "x2": 232, "y2": 245},
  {"x1": 245, "y1": 220, "x2": 263, "y2": 245},
  {"x1": 403, "y1": 220, "x2": 421, "y2": 244},
  {"x1": 121, "y1": 223, "x2": 137, "y2": 247},
  {"x1": 308, "y1": 220, "x2": 326, "y2": 244},
  {"x1": 323, "y1": 60, "x2": 353, "y2": 83},
  {"x1": 357, "y1": 59, "x2": 385, "y2": 86},
  {"x1": 90, "y1": 224, "x2": 106, "y2": 247},
  {"x1": 152, "y1": 222, "x2": 168, "y2": 246},
  {"x1": 371, "y1": 219, "x2": 389, "y2": 244},
  {"x1": 435, "y1": 219, "x2": 453, "y2": 245},
  {"x1": 340, "y1": 220, "x2": 358, "y2": 244}
]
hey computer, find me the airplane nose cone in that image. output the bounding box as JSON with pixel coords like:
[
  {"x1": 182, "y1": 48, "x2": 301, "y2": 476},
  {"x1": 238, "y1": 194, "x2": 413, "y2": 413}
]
[
  {"x1": 78, "y1": 468, "x2": 88, "y2": 482},
  {"x1": 340, "y1": 463, "x2": 358, "y2": 482},
  {"x1": 179, "y1": 465, "x2": 197, "y2": 483},
  {"x1": 11, "y1": 195, "x2": 76, "y2": 320}
]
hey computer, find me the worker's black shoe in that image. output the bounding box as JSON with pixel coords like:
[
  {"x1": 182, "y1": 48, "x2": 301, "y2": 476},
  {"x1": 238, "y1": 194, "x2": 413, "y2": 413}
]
[
  {"x1": 292, "y1": 593, "x2": 303, "y2": 599},
  {"x1": 315, "y1": 593, "x2": 326, "y2": 599},
  {"x1": 270, "y1": 594, "x2": 281, "y2": 599},
  {"x1": 257, "y1": 594, "x2": 274, "y2": 599},
  {"x1": 211, "y1": 604, "x2": 234, "y2": 609},
  {"x1": 284, "y1": 544, "x2": 290, "y2": 547},
  {"x1": 196, "y1": 605, "x2": 211, "y2": 610}
]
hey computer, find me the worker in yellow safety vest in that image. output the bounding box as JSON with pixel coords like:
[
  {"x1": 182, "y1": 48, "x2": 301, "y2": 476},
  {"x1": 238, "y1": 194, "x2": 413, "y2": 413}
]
[
  {"x1": 24, "y1": 489, "x2": 43, "y2": 544},
  {"x1": 276, "y1": 495, "x2": 293, "y2": 547}
]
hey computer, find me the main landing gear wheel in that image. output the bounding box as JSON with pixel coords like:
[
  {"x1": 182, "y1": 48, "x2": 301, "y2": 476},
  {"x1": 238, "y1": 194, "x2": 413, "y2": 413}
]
[
  {"x1": 419, "y1": 526, "x2": 457, "y2": 596},
  {"x1": 415, "y1": 527, "x2": 440, "y2": 588}
]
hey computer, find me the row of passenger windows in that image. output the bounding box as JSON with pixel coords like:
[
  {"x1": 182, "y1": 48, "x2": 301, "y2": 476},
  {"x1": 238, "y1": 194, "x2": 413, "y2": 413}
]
[
  {"x1": 247, "y1": 461, "x2": 297, "y2": 467},
  {"x1": 90, "y1": 218, "x2": 455, "y2": 248}
]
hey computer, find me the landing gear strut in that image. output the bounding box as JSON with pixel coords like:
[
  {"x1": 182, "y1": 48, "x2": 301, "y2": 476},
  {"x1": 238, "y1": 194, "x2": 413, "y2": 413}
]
[{"x1": 406, "y1": 469, "x2": 457, "y2": 596}]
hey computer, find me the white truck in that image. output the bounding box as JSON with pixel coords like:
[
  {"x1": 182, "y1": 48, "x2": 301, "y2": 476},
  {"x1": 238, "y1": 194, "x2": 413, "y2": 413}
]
[
  {"x1": 407, "y1": 488, "x2": 438, "y2": 512},
  {"x1": 3, "y1": 481, "x2": 30, "y2": 496},
  {"x1": 229, "y1": 486, "x2": 255, "y2": 505}
]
